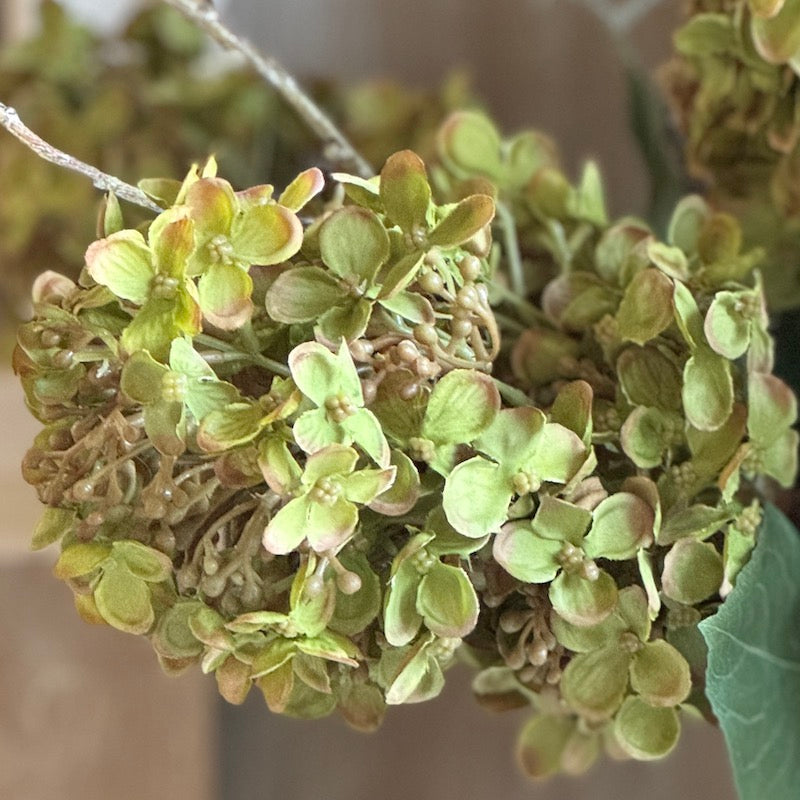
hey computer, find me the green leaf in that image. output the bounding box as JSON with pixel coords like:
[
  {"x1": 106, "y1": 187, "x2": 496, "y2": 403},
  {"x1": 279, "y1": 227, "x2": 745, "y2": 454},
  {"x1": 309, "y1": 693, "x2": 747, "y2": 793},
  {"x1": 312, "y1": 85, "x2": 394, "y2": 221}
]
[
  {"x1": 319, "y1": 207, "x2": 390, "y2": 283},
  {"x1": 265, "y1": 266, "x2": 346, "y2": 323},
  {"x1": 422, "y1": 369, "x2": 500, "y2": 445},
  {"x1": 379, "y1": 150, "x2": 431, "y2": 233},
  {"x1": 613, "y1": 697, "x2": 680, "y2": 761},
  {"x1": 700, "y1": 505, "x2": 800, "y2": 800},
  {"x1": 231, "y1": 203, "x2": 303, "y2": 266},
  {"x1": 416, "y1": 562, "x2": 479, "y2": 639},
  {"x1": 616, "y1": 268, "x2": 674, "y2": 345}
]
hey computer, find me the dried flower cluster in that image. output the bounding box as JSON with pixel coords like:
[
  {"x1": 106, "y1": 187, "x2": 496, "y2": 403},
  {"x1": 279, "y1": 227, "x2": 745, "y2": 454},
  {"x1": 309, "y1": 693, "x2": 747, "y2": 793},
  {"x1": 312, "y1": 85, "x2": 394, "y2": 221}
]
[
  {"x1": 15, "y1": 103, "x2": 797, "y2": 779},
  {"x1": 663, "y1": 0, "x2": 800, "y2": 308}
]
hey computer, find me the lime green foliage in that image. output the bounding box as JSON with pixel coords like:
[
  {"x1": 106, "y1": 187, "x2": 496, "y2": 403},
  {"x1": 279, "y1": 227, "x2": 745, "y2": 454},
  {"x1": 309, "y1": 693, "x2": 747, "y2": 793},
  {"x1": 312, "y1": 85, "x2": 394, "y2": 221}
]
[
  {"x1": 12, "y1": 38, "x2": 800, "y2": 791},
  {"x1": 700, "y1": 505, "x2": 800, "y2": 800}
]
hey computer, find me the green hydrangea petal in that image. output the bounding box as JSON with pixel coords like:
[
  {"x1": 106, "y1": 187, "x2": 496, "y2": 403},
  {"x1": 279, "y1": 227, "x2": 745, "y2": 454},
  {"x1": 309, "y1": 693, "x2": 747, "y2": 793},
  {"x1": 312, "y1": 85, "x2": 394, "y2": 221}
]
[
  {"x1": 342, "y1": 466, "x2": 396, "y2": 505},
  {"x1": 630, "y1": 640, "x2": 692, "y2": 708},
  {"x1": 379, "y1": 150, "x2": 431, "y2": 233},
  {"x1": 94, "y1": 563, "x2": 154, "y2": 635},
  {"x1": 289, "y1": 341, "x2": 363, "y2": 407},
  {"x1": 549, "y1": 570, "x2": 618, "y2": 627},
  {"x1": 683, "y1": 348, "x2": 733, "y2": 432},
  {"x1": 427, "y1": 194, "x2": 495, "y2": 248},
  {"x1": 416, "y1": 561, "x2": 479, "y2": 638},
  {"x1": 662, "y1": 539, "x2": 723, "y2": 604},
  {"x1": 613, "y1": 697, "x2": 680, "y2": 761},
  {"x1": 265, "y1": 266, "x2": 347, "y2": 324},
  {"x1": 305, "y1": 497, "x2": 359, "y2": 552},
  {"x1": 493, "y1": 522, "x2": 562, "y2": 583},
  {"x1": 278, "y1": 167, "x2": 324, "y2": 212},
  {"x1": 198, "y1": 261, "x2": 254, "y2": 330},
  {"x1": 384, "y1": 560, "x2": 423, "y2": 647},
  {"x1": 583, "y1": 492, "x2": 655, "y2": 561},
  {"x1": 231, "y1": 203, "x2": 303, "y2": 266},
  {"x1": 262, "y1": 496, "x2": 311, "y2": 555},
  {"x1": 560, "y1": 645, "x2": 631, "y2": 721},
  {"x1": 85, "y1": 229, "x2": 154, "y2": 304},
  {"x1": 293, "y1": 407, "x2": 344, "y2": 455},
  {"x1": 616, "y1": 268, "x2": 674, "y2": 345},
  {"x1": 443, "y1": 456, "x2": 511, "y2": 537},
  {"x1": 422, "y1": 369, "x2": 500, "y2": 445},
  {"x1": 319, "y1": 206, "x2": 390, "y2": 283}
]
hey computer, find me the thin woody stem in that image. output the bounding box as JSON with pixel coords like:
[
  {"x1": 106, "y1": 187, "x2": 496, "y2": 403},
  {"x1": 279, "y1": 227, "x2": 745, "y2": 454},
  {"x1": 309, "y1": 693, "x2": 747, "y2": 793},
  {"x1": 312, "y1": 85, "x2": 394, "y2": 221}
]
[
  {"x1": 0, "y1": 102, "x2": 162, "y2": 214},
  {"x1": 162, "y1": 0, "x2": 374, "y2": 179}
]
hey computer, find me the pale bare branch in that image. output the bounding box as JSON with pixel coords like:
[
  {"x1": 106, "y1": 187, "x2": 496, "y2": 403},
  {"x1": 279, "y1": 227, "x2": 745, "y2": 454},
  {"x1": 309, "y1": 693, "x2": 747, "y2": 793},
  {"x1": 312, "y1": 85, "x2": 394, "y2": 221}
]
[
  {"x1": 163, "y1": 0, "x2": 374, "y2": 179},
  {"x1": 0, "y1": 102, "x2": 162, "y2": 214}
]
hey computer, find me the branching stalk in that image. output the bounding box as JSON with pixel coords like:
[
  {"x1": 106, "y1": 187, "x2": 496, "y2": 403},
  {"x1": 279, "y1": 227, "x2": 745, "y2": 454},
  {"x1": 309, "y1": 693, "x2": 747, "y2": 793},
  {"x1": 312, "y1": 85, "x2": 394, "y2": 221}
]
[
  {"x1": 0, "y1": 102, "x2": 162, "y2": 213},
  {"x1": 162, "y1": 0, "x2": 373, "y2": 179}
]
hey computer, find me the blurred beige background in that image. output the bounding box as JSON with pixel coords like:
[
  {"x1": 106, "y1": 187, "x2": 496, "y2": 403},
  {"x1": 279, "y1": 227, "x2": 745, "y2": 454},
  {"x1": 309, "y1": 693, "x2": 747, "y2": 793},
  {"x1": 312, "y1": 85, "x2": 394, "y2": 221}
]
[{"x1": 0, "y1": 1, "x2": 737, "y2": 799}]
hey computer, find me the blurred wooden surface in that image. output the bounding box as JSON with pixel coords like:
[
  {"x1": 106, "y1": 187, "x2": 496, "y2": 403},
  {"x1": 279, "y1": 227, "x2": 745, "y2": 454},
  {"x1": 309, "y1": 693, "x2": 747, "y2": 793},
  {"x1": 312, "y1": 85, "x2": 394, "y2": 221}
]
[
  {"x1": 0, "y1": 559, "x2": 216, "y2": 800},
  {"x1": 219, "y1": 667, "x2": 737, "y2": 800}
]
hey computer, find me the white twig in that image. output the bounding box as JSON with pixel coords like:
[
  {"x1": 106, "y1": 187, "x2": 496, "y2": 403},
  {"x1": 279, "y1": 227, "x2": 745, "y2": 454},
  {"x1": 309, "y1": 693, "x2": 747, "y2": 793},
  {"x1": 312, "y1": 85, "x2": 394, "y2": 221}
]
[
  {"x1": 0, "y1": 102, "x2": 162, "y2": 213},
  {"x1": 163, "y1": 0, "x2": 374, "y2": 179}
]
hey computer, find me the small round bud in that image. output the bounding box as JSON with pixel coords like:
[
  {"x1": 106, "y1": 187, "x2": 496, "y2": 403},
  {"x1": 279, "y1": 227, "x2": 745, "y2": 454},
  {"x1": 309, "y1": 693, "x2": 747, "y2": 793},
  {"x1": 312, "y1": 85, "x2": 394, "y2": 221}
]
[
  {"x1": 337, "y1": 571, "x2": 362, "y2": 595},
  {"x1": 527, "y1": 640, "x2": 550, "y2": 666},
  {"x1": 396, "y1": 340, "x2": 419, "y2": 363},
  {"x1": 458, "y1": 255, "x2": 482, "y2": 282},
  {"x1": 581, "y1": 560, "x2": 600, "y2": 582},
  {"x1": 418, "y1": 270, "x2": 444, "y2": 295},
  {"x1": 456, "y1": 285, "x2": 479, "y2": 311},
  {"x1": 305, "y1": 575, "x2": 325, "y2": 597},
  {"x1": 72, "y1": 480, "x2": 94, "y2": 501},
  {"x1": 41, "y1": 330, "x2": 62, "y2": 348},
  {"x1": 413, "y1": 324, "x2": 439, "y2": 346},
  {"x1": 450, "y1": 318, "x2": 473, "y2": 339},
  {"x1": 52, "y1": 349, "x2": 75, "y2": 369},
  {"x1": 400, "y1": 381, "x2": 419, "y2": 400},
  {"x1": 85, "y1": 511, "x2": 104, "y2": 528}
]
